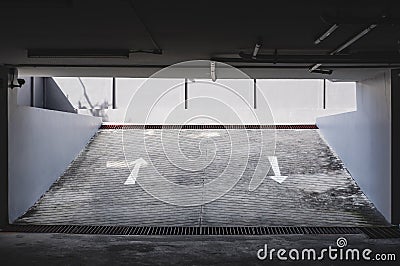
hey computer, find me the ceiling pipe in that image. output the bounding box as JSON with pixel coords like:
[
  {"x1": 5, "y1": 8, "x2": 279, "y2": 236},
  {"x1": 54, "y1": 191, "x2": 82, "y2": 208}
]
[
  {"x1": 235, "y1": 53, "x2": 400, "y2": 64},
  {"x1": 321, "y1": 15, "x2": 400, "y2": 25},
  {"x1": 314, "y1": 24, "x2": 339, "y2": 45},
  {"x1": 129, "y1": 49, "x2": 163, "y2": 55}
]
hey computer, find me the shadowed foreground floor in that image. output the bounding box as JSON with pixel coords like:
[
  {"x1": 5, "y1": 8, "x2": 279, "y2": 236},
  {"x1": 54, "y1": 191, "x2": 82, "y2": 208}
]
[{"x1": 0, "y1": 232, "x2": 399, "y2": 265}]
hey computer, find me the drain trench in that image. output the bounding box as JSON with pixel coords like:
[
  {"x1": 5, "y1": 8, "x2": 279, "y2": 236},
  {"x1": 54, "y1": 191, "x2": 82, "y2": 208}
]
[{"x1": 3, "y1": 225, "x2": 400, "y2": 239}]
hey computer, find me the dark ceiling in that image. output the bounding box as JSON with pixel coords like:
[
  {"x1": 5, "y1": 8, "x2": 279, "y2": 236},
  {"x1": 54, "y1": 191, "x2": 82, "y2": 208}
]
[{"x1": 1, "y1": 0, "x2": 400, "y2": 78}]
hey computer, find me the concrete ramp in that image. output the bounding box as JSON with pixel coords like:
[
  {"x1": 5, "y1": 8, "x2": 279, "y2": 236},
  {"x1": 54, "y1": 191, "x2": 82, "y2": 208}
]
[{"x1": 15, "y1": 127, "x2": 388, "y2": 227}]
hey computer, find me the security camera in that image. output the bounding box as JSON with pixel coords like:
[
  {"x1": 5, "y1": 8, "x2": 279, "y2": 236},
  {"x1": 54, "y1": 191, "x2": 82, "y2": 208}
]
[
  {"x1": 9, "y1": 78, "x2": 26, "y2": 89},
  {"x1": 17, "y1": 79, "x2": 25, "y2": 86}
]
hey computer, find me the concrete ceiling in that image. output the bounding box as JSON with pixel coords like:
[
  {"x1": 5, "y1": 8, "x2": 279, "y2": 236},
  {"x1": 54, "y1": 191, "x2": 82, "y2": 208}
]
[{"x1": 1, "y1": 0, "x2": 400, "y2": 80}]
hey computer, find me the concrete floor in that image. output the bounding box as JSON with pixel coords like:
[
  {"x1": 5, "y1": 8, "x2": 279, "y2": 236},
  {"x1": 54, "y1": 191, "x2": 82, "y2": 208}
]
[
  {"x1": 15, "y1": 129, "x2": 387, "y2": 226},
  {"x1": 0, "y1": 232, "x2": 399, "y2": 265}
]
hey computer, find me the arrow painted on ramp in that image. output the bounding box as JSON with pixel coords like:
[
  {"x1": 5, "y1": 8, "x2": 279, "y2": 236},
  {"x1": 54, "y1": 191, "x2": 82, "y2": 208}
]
[
  {"x1": 269, "y1": 175, "x2": 287, "y2": 184},
  {"x1": 248, "y1": 156, "x2": 287, "y2": 191},
  {"x1": 106, "y1": 158, "x2": 148, "y2": 185},
  {"x1": 267, "y1": 156, "x2": 287, "y2": 184},
  {"x1": 124, "y1": 158, "x2": 148, "y2": 185}
]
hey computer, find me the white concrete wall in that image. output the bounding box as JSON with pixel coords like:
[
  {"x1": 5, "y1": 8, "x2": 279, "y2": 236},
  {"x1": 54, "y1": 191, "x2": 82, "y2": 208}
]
[
  {"x1": 8, "y1": 87, "x2": 102, "y2": 222},
  {"x1": 317, "y1": 71, "x2": 391, "y2": 222},
  {"x1": 17, "y1": 77, "x2": 32, "y2": 107}
]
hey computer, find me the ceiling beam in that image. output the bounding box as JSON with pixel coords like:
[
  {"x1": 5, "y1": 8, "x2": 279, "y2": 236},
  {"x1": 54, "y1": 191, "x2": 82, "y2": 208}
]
[{"x1": 229, "y1": 53, "x2": 400, "y2": 64}]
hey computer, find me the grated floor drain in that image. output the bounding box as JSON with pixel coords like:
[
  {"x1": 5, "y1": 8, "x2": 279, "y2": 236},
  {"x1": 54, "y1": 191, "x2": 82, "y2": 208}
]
[
  {"x1": 100, "y1": 124, "x2": 319, "y2": 130},
  {"x1": 359, "y1": 227, "x2": 400, "y2": 239},
  {"x1": 0, "y1": 225, "x2": 376, "y2": 236}
]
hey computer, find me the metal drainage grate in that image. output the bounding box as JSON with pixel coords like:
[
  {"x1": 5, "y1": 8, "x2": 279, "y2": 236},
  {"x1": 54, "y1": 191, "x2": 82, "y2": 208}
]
[
  {"x1": 2, "y1": 225, "x2": 365, "y2": 236},
  {"x1": 100, "y1": 124, "x2": 319, "y2": 130},
  {"x1": 359, "y1": 227, "x2": 400, "y2": 239}
]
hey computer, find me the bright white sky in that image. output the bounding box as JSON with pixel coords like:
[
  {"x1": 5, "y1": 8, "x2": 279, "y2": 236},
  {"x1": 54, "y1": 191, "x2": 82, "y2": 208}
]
[{"x1": 54, "y1": 77, "x2": 356, "y2": 124}]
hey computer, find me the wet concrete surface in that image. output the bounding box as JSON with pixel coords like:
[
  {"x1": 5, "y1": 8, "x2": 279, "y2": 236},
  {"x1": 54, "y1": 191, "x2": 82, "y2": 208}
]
[
  {"x1": 15, "y1": 129, "x2": 388, "y2": 226},
  {"x1": 0, "y1": 232, "x2": 399, "y2": 265}
]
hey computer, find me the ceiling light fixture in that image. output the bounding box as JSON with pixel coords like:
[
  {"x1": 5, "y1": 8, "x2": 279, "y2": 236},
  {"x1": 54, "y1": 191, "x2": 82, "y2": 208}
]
[
  {"x1": 309, "y1": 63, "x2": 322, "y2": 72},
  {"x1": 314, "y1": 24, "x2": 339, "y2": 45},
  {"x1": 252, "y1": 37, "x2": 263, "y2": 59},
  {"x1": 210, "y1": 61, "x2": 216, "y2": 82},
  {"x1": 330, "y1": 24, "x2": 377, "y2": 55},
  {"x1": 310, "y1": 23, "x2": 377, "y2": 74},
  {"x1": 27, "y1": 49, "x2": 131, "y2": 59},
  {"x1": 27, "y1": 49, "x2": 163, "y2": 59}
]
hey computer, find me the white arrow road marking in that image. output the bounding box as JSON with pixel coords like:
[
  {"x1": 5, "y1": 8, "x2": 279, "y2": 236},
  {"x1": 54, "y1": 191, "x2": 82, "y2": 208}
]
[
  {"x1": 269, "y1": 175, "x2": 287, "y2": 184},
  {"x1": 124, "y1": 158, "x2": 148, "y2": 185},
  {"x1": 248, "y1": 156, "x2": 287, "y2": 191},
  {"x1": 267, "y1": 156, "x2": 287, "y2": 184},
  {"x1": 106, "y1": 158, "x2": 148, "y2": 185}
]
